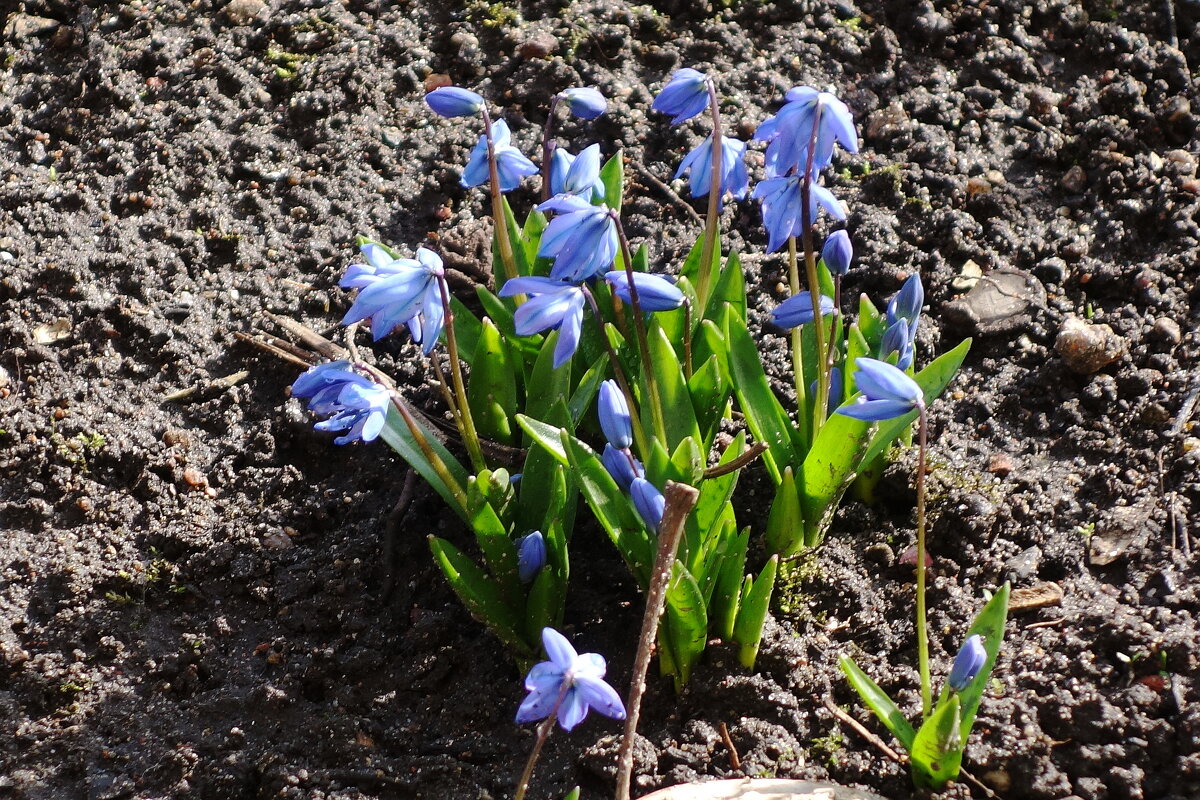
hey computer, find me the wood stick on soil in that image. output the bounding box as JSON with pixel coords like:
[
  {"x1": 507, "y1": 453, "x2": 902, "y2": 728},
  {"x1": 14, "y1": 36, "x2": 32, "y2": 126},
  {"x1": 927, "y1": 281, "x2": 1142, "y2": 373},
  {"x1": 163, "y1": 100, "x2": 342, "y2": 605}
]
[
  {"x1": 718, "y1": 721, "x2": 741, "y2": 771},
  {"x1": 822, "y1": 697, "x2": 904, "y2": 764},
  {"x1": 614, "y1": 481, "x2": 700, "y2": 800}
]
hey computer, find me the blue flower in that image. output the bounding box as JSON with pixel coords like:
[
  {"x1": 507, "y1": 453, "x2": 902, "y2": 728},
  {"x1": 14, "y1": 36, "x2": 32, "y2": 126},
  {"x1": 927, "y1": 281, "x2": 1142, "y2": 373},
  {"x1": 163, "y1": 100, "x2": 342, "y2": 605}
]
[
  {"x1": 752, "y1": 176, "x2": 846, "y2": 252},
  {"x1": 886, "y1": 274, "x2": 924, "y2": 340},
  {"x1": 651, "y1": 68, "x2": 710, "y2": 124},
  {"x1": 602, "y1": 443, "x2": 644, "y2": 491},
  {"x1": 603, "y1": 271, "x2": 684, "y2": 312},
  {"x1": 547, "y1": 144, "x2": 605, "y2": 203},
  {"x1": 597, "y1": 380, "x2": 632, "y2": 449},
  {"x1": 291, "y1": 361, "x2": 391, "y2": 445},
  {"x1": 821, "y1": 229, "x2": 853, "y2": 277},
  {"x1": 425, "y1": 86, "x2": 484, "y2": 118},
  {"x1": 674, "y1": 135, "x2": 749, "y2": 206},
  {"x1": 499, "y1": 277, "x2": 586, "y2": 368},
  {"x1": 837, "y1": 358, "x2": 924, "y2": 421},
  {"x1": 516, "y1": 628, "x2": 626, "y2": 731},
  {"x1": 755, "y1": 86, "x2": 858, "y2": 179},
  {"x1": 880, "y1": 319, "x2": 914, "y2": 371},
  {"x1": 517, "y1": 531, "x2": 547, "y2": 582},
  {"x1": 460, "y1": 119, "x2": 539, "y2": 191},
  {"x1": 536, "y1": 195, "x2": 619, "y2": 282},
  {"x1": 814, "y1": 365, "x2": 844, "y2": 410},
  {"x1": 948, "y1": 634, "x2": 987, "y2": 692},
  {"x1": 560, "y1": 87, "x2": 606, "y2": 120},
  {"x1": 771, "y1": 290, "x2": 835, "y2": 330},
  {"x1": 630, "y1": 477, "x2": 666, "y2": 532},
  {"x1": 341, "y1": 246, "x2": 446, "y2": 351}
]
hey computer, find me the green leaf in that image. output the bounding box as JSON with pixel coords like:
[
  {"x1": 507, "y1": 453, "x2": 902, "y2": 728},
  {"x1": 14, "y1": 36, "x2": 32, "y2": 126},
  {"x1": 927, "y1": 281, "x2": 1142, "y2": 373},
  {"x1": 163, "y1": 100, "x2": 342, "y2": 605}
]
[
  {"x1": 429, "y1": 536, "x2": 530, "y2": 656},
  {"x1": 799, "y1": 407, "x2": 873, "y2": 548},
  {"x1": 857, "y1": 293, "x2": 885, "y2": 348},
  {"x1": 669, "y1": 435, "x2": 704, "y2": 486},
  {"x1": 516, "y1": 414, "x2": 568, "y2": 465},
  {"x1": 712, "y1": 527, "x2": 749, "y2": 640},
  {"x1": 646, "y1": 322, "x2": 701, "y2": 448},
  {"x1": 690, "y1": 432, "x2": 745, "y2": 550},
  {"x1": 525, "y1": 518, "x2": 568, "y2": 643},
  {"x1": 708, "y1": 249, "x2": 746, "y2": 323},
  {"x1": 838, "y1": 654, "x2": 917, "y2": 752},
  {"x1": 450, "y1": 296, "x2": 483, "y2": 368},
  {"x1": 465, "y1": 475, "x2": 519, "y2": 601},
  {"x1": 733, "y1": 555, "x2": 778, "y2": 669},
  {"x1": 663, "y1": 561, "x2": 707, "y2": 689},
  {"x1": 525, "y1": 329, "x2": 572, "y2": 422},
  {"x1": 600, "y1": 151, "x2": 624, "y2": 215},
  {"x1": 765, "y1": 467, "x2": 804, "y2": 557},
  {"x1": 522, "y1": 209, "x2": 547, "y2": 271},
  {"x1": 467, "y1": 319, "x2": 518, "y2": 445},
  {"x1": 688, "y1": 355, "x2": 729, "y2": 447},
  {"x1": 724, "y1": 306, "x2": 794, "y2": 483},
  {"x1": 566, "y1": 356, "x2": 607, "y2": 429},
  {"x1": 910, "y1": 695, "x2": 964, "y2": 790},
  {"x1": 517, "y1": 399, "x2": 574, "y2": 535},
  {"x1": 495, "y1": 196, "x2": 531, "y2": 280},
  {"x1": 952, "y1": 583, "x2": 1011, "y2": 742},
  {"x1": 561, "y1": 788, "x2": 580, "y2": 800},
  {"x1": 379, "y1": 406, "x2": 469, "y2": 521}
]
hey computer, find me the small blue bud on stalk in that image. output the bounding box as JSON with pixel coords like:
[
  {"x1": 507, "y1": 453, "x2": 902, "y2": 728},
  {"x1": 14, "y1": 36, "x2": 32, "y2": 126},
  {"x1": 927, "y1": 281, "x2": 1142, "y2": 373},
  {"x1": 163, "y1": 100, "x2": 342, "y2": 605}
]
[
  {"x1": 651, "y1": 68, "x2": 710, "y2": 124},
  {"x1": 598, "y1": 380, "x2": 633, "y2": 449},
  {"x1": 603, "y1": 271, "x2": 685, "y2": 312},
  {"x1": 948, "y1": 634, "x2": 987, "y2": 692},
  {"x1": 601, "y1": 443, "x2": 643, "y2": 491},
  {"x1": 837, "y1": 358, "x2": 924, "y2": 422},
  {"x1": 630, "y1": 478, "x2": 666, "y2": 532},
  {"x1": 517, "y1": 531, "x2": 547, "y2": 582},
  {"x1": 821, "y1": 229, "x2": 853, "y2": 276},
  {"x1": 425, "y1": 86, "x2": 484, "y2": 118},
  {"x1": 771, "y1": 291, "x2": 834, "y2": 330},
  {"x1": 560, "y1": 87, "x2": 607, "y2": 120}
]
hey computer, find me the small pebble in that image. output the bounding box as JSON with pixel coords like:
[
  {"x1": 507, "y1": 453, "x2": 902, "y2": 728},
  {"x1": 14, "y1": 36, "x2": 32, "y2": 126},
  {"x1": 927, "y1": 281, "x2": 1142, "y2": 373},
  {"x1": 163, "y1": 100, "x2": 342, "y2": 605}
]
[
  {"x1": 1151, "y1": 317, "x2": 1181, "y2": 345},
  {"x1": 987, "y1": 453, "x2": 1014, "y2": 476},
  {"x1": 517, "y1": 31, "x2": 557, "y2": 59},
  {"x1": 1061, "y1": 165, "x2": 1087, "y2": 193},
  {"x1": 222, "y1": 0, "x2": 267, "y2": 25},
  {"x1": 1054, "y1": 317, "x2": 1125, "y2": 374}
]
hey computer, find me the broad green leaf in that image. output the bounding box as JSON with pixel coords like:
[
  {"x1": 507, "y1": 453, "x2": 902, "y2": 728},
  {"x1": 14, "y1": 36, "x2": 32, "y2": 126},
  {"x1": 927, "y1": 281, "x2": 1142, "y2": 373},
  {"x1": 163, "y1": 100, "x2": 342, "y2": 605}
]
[
  {"x1": 952, "y1": 583, "x2": 1011, "y2": 742},
  {"x1": 525, "y1": 329, "x2": 571, "y2": 422},
  {"x1": 677, "y1": 234, "x2": 707, "y2": 285},
  {"x1": 518, "y1": 399, "x2": 574, "y2": 535},
  {"x1": 379, "y1": 406, "x2": 469, "y2": 521},
  {"x1": 690, "y1": 432, "x2": 745, "y2": 547},
  {"x1": 467, "y1": 319, "x2": 517, "y2": 445},
  {"x1": 516, "y1": 414, "x2": 568, "y2": 466},
  {"x1": 522, "y1": 209, "x2": 547, "y2": 270},
  {"x1": 566, "y1": 356, "x2": 607, "y2": 428},
  {"x1": 646, "y1": 322, "x2": 701, "y2": 448},
  {"x1": 765, "y1": 467, "x2": 804, "y2": 557},
  {"x1": 708, "y1": 249, "x2": 746, "y2": 323},
  {"x1": 688, "y1": 355, "x2": 729, "y2": 447},
  {"x1": 712, "y1": 528, "x2": 749, "y2": 640},
  {"x1": 561, "y1": 788, "x2": 580, "y2": 800},
  {"x1": 724, "y1": 306, "x2": 794, "y2": 483},
  {"x1": 600, "y1": 151, "x2": 624, "y2": 215},
  {"x1": 734, "y1": 555, "x2": 778, "y2": 669},
  {"x1": 799, "y1": 407, "x2": 873, "y2": 547},
  {"x1": 839, "y1": 655, "x2": 917, "y2": 751},
  {"x1": 525, "y1": 518, "x2": 568, "y2": 643},
  {"x1": 494, "y1": 196, "x2": 531, "y2": 280},
  {"x1": 430, "y1": 536, "x2": 530, "y2": 656},
  {"x1": 670, "y1": 435, "x2": 704, "y2": 486},
  {"x1": 466, "y1": 475, "x2": 519, "y2": 602},
  {"x1": 857, "y1": 293, "x2": 885, "y2": 348},
  {"x1": 450, "y1": 296, "x2": 483, "y2": 368},
  {"x1": 694, "y1": 319, "x2": 729, "y2": 384},
  {"x1": 910, "y1": 695, "x2": 963, "y2": 790},
  {"x1": 664, "y1": 561, "x2": 707, "y2": 689}
]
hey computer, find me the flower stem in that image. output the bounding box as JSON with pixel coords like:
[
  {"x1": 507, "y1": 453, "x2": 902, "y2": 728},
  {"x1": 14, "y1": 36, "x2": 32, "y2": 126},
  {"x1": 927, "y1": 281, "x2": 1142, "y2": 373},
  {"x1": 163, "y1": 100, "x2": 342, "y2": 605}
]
[
  {"x1": 539, "y1": 95, "x2": 561, "y2": 204},
  {"x1": 695, "y1": 79, "x2": 723, "y2": 313},
  {"x1": 615, "y1": 481, "x2": 701, "y2": 800},
  {"x1": 787, "y1": 237, "x2": 809, "y2": 447},
  {"x1": 480, "y1": 105, "x2": 519, "y2": 283},
  {"x1": 582, "y1": 286, "x2": 649, "y2": 457},
  {"x1": 438, "y1": 277, "x2": 486, "y2": 472},
  {"x1": 916, "y1": 404, "x2": 931, "y2": 718},
  {"x1": 514, "y1": 681, "x2": 570, "y2": 800},
  {"x1": 682, "y1": 299, "x2": 694, "y2": 380},
  {"x1": 613, "y1": 214, "x2": 668, "y2": 446},
  {"x1": 798, "y1": 104, "x2": 829, "y2": 435}
]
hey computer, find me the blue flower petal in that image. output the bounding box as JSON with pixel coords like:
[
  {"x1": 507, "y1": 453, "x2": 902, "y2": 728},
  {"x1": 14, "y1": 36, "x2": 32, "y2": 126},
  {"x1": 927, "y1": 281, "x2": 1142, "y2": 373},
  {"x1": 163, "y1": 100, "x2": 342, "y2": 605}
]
[{"x1": 541, "y1": 627, "x2": 578, "y2": 671}]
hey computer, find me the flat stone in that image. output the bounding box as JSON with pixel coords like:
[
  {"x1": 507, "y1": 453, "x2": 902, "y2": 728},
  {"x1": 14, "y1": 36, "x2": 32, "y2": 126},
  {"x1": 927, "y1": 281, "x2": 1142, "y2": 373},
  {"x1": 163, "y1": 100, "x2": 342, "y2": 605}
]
[
  {"x1": 4, "y1": 13, "x2": 60, "y2": 39},
  {"x1": 942, "y1": 268, "x2": 1046, "y2": 336}
]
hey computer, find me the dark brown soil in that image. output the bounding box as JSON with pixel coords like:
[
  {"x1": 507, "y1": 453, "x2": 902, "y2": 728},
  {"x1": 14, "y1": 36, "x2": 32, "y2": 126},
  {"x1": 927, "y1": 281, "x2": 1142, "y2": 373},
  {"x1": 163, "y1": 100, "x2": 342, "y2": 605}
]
[{"x1": 1, "y1": 1, "x2": 1198, "y2": 799}]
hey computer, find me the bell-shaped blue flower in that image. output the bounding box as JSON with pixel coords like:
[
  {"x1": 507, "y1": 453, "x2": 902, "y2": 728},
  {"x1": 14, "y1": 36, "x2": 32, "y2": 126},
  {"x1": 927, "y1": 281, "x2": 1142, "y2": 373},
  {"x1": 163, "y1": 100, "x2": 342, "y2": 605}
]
[
  {"x1": 536, "y1": 195, "x2": 619, "y2": 282},
  {"x1": 880, "y1": 319, "x2": 914, "y2": 371},
  {"x1": 886, "y1": 273, "x2": 924, "y2": 341},
  {"x1": 602, "y1": 443, "x2": 644, "y2": 491},
  {"x1": 603, "y1": 271, "x2": 684, "y2": 312},
  {"x1": 752, "y1": 176, "x2": 846, "y2": 252},
  {"x1": 461, "y1": 119, "x2": 538, "y2": 192},
  {"x1": 597, "y1": 380, "x2": 632, "y2": 449},
  {"x1": 560, "y1": 87, "x2": 606, "y2": 120},
  {"x1": 630, "y1": 477, "x2": 666, "y2": 532},
  {"x1": 291, "y1": 361, "x2": 391, "y2": 445},
  {"x1": 516, "y1": 628, "x2": 626, "y2": 731},
  {"x1": 651, "y1": 67, "x2": 710, "y2": 124},
  {"x1": 547, "y1": 144, "x2": 605, "y2": 203},
  {"x1": 517, "y1": 531, "x2": 547, "y2": 582},
  {"x1": 755, "y1": 86, "x2": 858, "y2": 179},
  {"x1": 837, "y1": 358, "x2": 925, "y2": 421},
  {"x1": 499, "y1": 277, "x2": 586, "y2": 368},
  {"x1": 822, "y1": 229, "x2": 853, "y2": 277},
  {"x1": 425, "y1": 86, "x2": 484, "y2": 118},
  {"x1": 674, "y1": 135, "x2": 749, "y2": 206},
  {"x1": 341, "y1": 246, "x2": 446, "y2": 351},
  {"x1": 948, "y1": 634, "x2": 987, "y2": 692},
  {"x1": 771, "y1": 291, "x2": 834, "y2": 330}
]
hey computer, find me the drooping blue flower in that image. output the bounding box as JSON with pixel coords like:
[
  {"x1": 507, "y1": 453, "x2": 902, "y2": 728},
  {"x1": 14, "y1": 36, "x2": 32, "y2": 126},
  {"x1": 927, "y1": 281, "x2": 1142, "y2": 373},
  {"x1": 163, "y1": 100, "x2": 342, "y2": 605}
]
[
  {"x1": 948, "y1": 634, "x2": 987, "y2": 692},
  {"x1": 819, "y1": 365, "x2": 843, "y2": 410},
  {"x1": 822, "y1": 229, "x2": 853, "y2": 277},
  {"x1": 291, "y1": 361, "x2": 391, "y2": 445},
  {"x1": 536, "y1": 194, "x2": 619, "y2": 282},
  {"x1": 603, "y1": 271, "x2": 685, "y2": 312},
  {"x1": 880, "y1": 318, "x2": 914, "y2": 371},
  {"x1": 837, "y1": 358, "x2": 924, "y2": 421},
  {"x1": 425, "y1": 86, "x2": 484, "y2": 118},
  {"x1": 602, "y1": 443, "x2": 644, "y2": 491},
  {"x1": 886, "y1": 273, "x2": 924, "y2": 341},
  {"x1": 516, "y1": 628, "x2": 626, "y2": 731},
  {"x1": 517, "y1": 531, "x2": 547, "y2": 582},
  {"x1": 651, "y1": 68, "x2": 710, "y2": 124},
  {"x1": 755, "y1": 86, "x2": 858, "y2": 179},
  {"x1": 499, "y1": 277, "x2": 586, "y2": 368},
  {"x1": 547, "y1": 144, "x2": 605, "y2": 203},
  {"x1": 673, "y1": 135, "x2": 750, "y2": 206},
  {"x1": 341, "y1": 246, "x2": 446, "y2": 350},
  {"x1": 460, "y1": 119, "x2": 539, "y2": 191},
  {"x1": 560, "y1": 87, "x2": 607, "y2": 120},
  {"x1": 771, "y1": 291, "x2": 835, "y2": 330},
  {"x1": 752, "y1": 175, "x2": 846, "y2": 252},
  {"x1": 630, "y1": 477, "x2": 666, "y2": 532},
  {"x1": 598, "y1": 380, "x2": 632, "y2": 449}
]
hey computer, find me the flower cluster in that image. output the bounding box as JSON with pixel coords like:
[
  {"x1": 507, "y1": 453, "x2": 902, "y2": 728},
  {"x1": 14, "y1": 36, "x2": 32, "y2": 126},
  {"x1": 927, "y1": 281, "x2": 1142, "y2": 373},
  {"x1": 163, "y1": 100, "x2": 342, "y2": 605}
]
[
  {"x1": 596, "y1": 380, "x2": 664, "y2": 532},
  {"x1": 291, "y1": 361, "x2": 391, "y2": 445},
  {"x1": 516, "y1": 627, "x2": 625, "y2": 731}
]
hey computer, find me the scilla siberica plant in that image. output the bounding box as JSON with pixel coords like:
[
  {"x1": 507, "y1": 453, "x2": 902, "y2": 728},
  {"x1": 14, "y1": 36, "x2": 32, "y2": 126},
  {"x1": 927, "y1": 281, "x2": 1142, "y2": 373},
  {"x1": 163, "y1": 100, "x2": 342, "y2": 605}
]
[{"x1": 287, "y1": 66, "x2": 1006, "y2": 796}]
